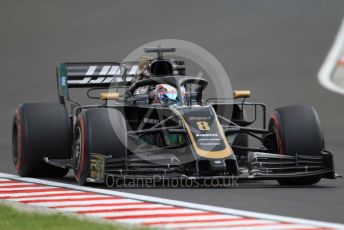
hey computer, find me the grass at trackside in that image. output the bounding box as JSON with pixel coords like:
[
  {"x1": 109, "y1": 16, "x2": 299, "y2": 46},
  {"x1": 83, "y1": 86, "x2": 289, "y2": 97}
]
[{"x1": 0, "y1": 204, "x2": 148, "y2": 230}]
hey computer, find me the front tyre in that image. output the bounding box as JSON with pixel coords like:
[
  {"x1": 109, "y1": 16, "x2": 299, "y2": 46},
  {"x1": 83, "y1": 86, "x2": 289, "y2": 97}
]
[
  {"x1": 73, "y1": 108, "x2": 127, "y2": 185},
  {"x1": 269, "y1": 105, "x2": 324, "y2": 186}
]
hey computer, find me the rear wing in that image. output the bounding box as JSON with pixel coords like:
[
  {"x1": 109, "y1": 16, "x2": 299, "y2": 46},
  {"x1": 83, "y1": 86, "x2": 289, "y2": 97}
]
[
  {"x1": 56, "y1": 61, "x2": 185, "y2": 104},
  {"x1": 57, "y1": 62, "x2": 141, "y2": 104}
]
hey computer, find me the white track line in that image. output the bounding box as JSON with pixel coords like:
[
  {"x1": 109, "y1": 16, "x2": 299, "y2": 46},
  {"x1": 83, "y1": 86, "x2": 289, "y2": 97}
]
[
  {"x1": 193, "y1": 224, "x2": 320, "y2": 230},
  {"x1": 116, "y1": 214, "x2": 240, "y2": 224},
  {"x1": 154, "y1": 219, "x2": 277, "y2": 228},
  {"x1": 0, "y1": 172, "x2": 343, "y2": 229},
  {"x1": 318, "y1": 17, "x2": 344, "y2": 94}
]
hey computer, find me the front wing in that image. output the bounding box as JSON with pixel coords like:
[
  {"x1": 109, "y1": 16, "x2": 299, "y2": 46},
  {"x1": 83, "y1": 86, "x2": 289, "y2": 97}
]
[{"x1": 86, "y1": 150, "x2": 337, "y2": 184}]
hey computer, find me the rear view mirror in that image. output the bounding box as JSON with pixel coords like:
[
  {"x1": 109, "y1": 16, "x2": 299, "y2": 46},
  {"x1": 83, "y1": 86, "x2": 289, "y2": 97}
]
[
  {"x1": 100, "y1": 92, "x2": 120, "y2": 100},
  {"x1": 233, "y1": 90, "x2": 251, "y2": 99}
]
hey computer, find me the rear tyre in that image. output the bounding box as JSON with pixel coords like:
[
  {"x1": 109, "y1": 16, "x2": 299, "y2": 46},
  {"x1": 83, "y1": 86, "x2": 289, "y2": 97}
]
[
  {"x1": 12, "y1": 103, "x2": 71, "y2": 177},
  {"x1": 73, "y1": 108, "x2": 127, "y2": 185},
  {"x1": 268, "y1": 105, "x2": 324, "y2": 185}
]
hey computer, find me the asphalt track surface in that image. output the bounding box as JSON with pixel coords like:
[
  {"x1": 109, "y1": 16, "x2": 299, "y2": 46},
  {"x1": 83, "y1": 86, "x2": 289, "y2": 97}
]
[{"x1": 1, "y1": 0, "x2": 344, "y2": 225}]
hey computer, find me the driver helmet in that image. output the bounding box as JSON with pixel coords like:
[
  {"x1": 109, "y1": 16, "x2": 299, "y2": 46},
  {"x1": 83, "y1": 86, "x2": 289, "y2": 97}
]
[{"x1": 153, "y1": 84, "x2": 186, "y2": 104}]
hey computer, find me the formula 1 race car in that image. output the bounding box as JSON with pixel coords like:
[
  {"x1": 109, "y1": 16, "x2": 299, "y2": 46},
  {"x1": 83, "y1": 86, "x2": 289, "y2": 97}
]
[{"x1": 12, "y1": 47, "x2": 337, "y2": 186}]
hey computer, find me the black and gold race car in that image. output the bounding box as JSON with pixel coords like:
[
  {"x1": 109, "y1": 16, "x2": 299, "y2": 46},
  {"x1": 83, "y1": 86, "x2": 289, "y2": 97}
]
[{"x1": 12, "y1": 48, "x2": 338, "y2": 186}]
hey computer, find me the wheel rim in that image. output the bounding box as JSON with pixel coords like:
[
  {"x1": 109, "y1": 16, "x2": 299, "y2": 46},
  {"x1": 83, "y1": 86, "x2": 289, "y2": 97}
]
[
  {"x1": 12, "y1": 123, "x2": 18, "y2": 164},
  {"x1": 73, "y1": 127, "x2": 82, "y2": 170},
  {"x1": 12, "y1": 117, "x2": 22, "y2": 171}
]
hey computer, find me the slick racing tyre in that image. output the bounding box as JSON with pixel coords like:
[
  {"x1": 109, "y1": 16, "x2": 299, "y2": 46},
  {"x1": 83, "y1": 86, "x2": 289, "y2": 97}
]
[
  {"x1": 73, "y1": 108, "x2": 127, "y2": 185},
  {"x1": 269, "y1": 105, "x2": 324, "y2": 185},
  {"x1": 12, "y1": 103, "x2": 71, "y2": 177}
]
